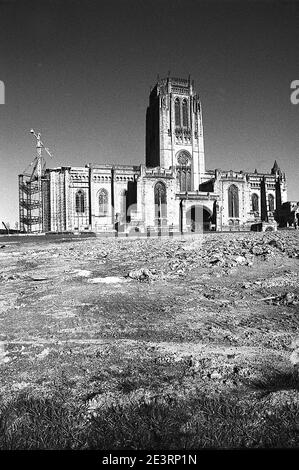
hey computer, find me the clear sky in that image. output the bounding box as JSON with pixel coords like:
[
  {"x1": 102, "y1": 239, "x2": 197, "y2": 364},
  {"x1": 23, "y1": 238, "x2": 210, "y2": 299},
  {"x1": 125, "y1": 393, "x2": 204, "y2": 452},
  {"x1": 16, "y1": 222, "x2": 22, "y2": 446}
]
[{"x1": 0, "y1": 0, "x2": 298, "y2": 227}]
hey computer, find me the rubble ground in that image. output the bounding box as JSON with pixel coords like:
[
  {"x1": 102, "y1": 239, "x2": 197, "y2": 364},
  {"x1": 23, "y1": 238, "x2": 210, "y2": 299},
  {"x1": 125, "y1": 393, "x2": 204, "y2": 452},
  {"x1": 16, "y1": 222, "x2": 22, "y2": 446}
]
[{"x1": 0, "y1": 230, "x2": 298, "y2": 448}]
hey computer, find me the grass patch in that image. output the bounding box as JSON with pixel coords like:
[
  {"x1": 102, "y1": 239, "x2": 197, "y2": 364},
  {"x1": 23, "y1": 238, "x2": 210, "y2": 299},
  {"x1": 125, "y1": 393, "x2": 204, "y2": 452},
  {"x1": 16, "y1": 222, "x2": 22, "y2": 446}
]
[
  {"x1": 0, "y1": 393, "x2": 86, "y2": 449},
  {"x1": 86, "y1": 393, "x2": 299, "y2": 449},
  {"x1": 0, "y1": 390, "x2": 298, "y2": 449}
]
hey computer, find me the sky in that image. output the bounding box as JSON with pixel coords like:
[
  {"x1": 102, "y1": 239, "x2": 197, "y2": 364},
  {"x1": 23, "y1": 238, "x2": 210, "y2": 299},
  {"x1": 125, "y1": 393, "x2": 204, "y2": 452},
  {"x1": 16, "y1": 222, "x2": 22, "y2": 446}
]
[{"x1": 0, "y1": 0, "x2": 298, "y2": 226}]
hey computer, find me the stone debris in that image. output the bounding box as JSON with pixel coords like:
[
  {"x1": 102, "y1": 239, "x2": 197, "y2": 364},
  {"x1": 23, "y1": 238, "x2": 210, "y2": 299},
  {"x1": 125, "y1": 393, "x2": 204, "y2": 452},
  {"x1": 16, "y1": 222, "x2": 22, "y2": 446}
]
[
  {"x1": 11, "y1": 382, "x2": 32, "y2": 391},
  {"x1": 37, "y1": 348, "x2": 51, "y2": 359},
  {"x1": 0, "y1": 272, "x2": 18, "y2": 281},
  {"x1": 73, "y1": 269, "x2": 92, "y2": 277},
  {"x1": 290, "y1": 338, "x2": 299, "y2": 370},
  {"x1": 264, "y1": 292, "x2": 299, "y2": 306},
  {"x1": 0, "y1": 341, "x2": 9, "y2": 363},
  {"x1": 115, "y1": 232, "x2": 298, "y2": 279},
  {"x1": 88, "y1": 276, "x2": 125, "y2": 284},
  {"x1": 0, "y1": 232, "x2": 297, "y2": 284},
  {"x1": 127, "y1": 268, "x2": 159, "y2": 282},
  {"x1": 290, "y1": 350, "x2": 299, "y2": 369}
]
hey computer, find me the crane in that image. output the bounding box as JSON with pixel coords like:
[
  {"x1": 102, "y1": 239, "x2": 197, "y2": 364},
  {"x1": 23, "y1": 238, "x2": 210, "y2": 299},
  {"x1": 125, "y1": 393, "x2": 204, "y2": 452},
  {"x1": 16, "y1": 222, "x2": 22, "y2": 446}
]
[{"x1": 22, "y1": 129, "x2": 54, "y2": 181}]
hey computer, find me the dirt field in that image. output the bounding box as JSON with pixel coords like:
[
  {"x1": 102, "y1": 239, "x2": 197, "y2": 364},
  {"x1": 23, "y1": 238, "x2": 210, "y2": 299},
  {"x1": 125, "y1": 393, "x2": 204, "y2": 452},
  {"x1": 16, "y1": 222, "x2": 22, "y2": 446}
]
[{"x1": 0, "y1": 230, "x2": 298, "y2": 449}]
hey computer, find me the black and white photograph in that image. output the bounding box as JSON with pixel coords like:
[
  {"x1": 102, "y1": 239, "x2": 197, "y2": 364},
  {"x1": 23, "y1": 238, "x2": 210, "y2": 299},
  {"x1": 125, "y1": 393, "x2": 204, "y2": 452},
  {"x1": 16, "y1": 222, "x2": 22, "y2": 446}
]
[{"x1": 0, "y1": 0, "x2": 298, "y2": 460}]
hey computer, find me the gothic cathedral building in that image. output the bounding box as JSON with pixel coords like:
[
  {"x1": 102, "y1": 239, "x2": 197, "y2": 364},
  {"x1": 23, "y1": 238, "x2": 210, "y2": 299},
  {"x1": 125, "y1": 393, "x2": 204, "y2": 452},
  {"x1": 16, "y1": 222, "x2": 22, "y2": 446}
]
[{"x1": 21, "y1": 76, "x2": 288, "y2": 233}]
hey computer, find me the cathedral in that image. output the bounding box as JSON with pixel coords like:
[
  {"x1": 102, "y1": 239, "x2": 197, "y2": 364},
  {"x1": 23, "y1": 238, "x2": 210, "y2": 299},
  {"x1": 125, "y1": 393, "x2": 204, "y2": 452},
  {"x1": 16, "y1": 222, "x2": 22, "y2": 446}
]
[{"x1": 20, "y1": 76, "x2": 288, "y2": 234}]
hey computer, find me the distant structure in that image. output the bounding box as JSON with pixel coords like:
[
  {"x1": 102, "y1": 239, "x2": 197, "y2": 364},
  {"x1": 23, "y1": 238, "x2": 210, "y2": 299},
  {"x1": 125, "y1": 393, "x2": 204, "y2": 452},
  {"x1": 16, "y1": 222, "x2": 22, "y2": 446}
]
[
  {"x1": 19, "y1": 76, "x2": 289, "y2": 233},
  {"x1": 277, "y1": 201, "x2": 299, "y2": 228}
]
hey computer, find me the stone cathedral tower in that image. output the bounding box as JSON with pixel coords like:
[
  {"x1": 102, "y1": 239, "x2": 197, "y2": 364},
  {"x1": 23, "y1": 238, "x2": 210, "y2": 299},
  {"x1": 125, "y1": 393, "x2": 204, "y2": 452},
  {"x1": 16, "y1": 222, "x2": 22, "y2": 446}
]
[{"x1": 146, "y1": 76, "x2": 205, "y2": 191}]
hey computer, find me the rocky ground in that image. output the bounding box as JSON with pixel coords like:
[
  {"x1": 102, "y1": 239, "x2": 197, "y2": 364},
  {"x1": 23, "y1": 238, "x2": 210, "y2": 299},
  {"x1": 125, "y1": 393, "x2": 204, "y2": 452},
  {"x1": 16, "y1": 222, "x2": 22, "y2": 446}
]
[{"x1": 0, "y1": 230, "x2": 298, "y2": 448}]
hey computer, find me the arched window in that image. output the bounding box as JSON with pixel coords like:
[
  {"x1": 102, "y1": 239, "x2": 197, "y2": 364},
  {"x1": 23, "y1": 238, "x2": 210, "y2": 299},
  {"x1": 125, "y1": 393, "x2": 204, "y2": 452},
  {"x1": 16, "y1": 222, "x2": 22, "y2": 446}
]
[
  {"x1": 176, "y1": 169, "x2": 182, "y2": 191},
  {"x1": 182, "y1": 99, "x2": 188, "y2": 127},
  {"x1": 186, "y1": 170, "x2": 191, "y2": 192},
  {"x1": 98, "y1": 189, "x2": 108, "y2": 215},
  {"x1": 176, "y1": 168, "x2": 192, "y2": 192},
  {"x1": 176, "y1": 151, "x2": 192, "y2": 192},
  {"x1": 75, "y1": 190, "x2": 85, "y2": 213},
  {"x1": 228, "y1": 184, "x2": 239, "y2": 218},
  {"x1": 119, "y1": 189, "x2": 126, "y2": 217},
  {"x1": 181, "y1": 170, "x2": 187, "y2": 192},
  {"x1": 252, "y1": 193, "x2": 259, "y2": 212},
  {"x1": 268, "y1": 194, "x2": 275, "y2": 212},
  {"x1": 154, "y1": 182, "x2": 167, "y2": 219},
  {"x1": 174, "y1": 98, "x2": 180, "y2": 127}
]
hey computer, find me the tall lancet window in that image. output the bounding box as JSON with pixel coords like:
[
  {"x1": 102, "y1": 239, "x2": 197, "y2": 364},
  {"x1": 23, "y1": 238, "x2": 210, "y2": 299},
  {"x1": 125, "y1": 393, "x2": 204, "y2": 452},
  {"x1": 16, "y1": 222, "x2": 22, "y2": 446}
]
[
  {"x1": 175, "y1": 98, "x2": 181, "y2": 127},
  {"x1": 98, "y1": 188, "x2": 109, "y2": 215},
  {"x1": 176, "y1": 151, "x2": 192, "y2": 192},
  {"x1": 252, "y1": 193, "x2": 259, "y2": 212},
  {"x1": 186, "y1": 169, "x2": 191, "y2": 191},
  {"x1": 154, "y1": 182, "x2": 167, "y2": 220},
  {"x1": 268, "y1": 194, "x2": 275, "y2": 212},
  {"x1": 75, "y1": 190, "x2": 85, "y2": 213},
  {"x1": 228, "y1": 184, "x2": 239, "y2": 218},
  {"x1": 180, "y1": 170, "x2": 186, "y2": 192},
  {"x1": 182, "y1": 99, "x2": 188, "y2": 127}
]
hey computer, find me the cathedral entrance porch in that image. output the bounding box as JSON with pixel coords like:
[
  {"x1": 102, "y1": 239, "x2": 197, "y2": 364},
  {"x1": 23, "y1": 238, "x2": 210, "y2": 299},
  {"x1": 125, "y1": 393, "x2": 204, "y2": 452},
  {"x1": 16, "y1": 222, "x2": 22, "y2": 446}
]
[
  {"x1": 179, "y1": 195, "x2": 218, "y2": 233},
  {"x1": 179, "y1": 201, "x2": 214, "y2": 233},
  {"x1": 185, "y1": 205, "x2": 213, "y2": 233}
]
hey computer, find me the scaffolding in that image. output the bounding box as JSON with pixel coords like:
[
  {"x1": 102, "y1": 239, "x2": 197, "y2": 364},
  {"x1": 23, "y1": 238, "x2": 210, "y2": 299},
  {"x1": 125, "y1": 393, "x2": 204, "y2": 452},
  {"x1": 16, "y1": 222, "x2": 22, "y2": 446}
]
[{"x1": 19, "y1": 130, "x2": 53, "y2": 233}]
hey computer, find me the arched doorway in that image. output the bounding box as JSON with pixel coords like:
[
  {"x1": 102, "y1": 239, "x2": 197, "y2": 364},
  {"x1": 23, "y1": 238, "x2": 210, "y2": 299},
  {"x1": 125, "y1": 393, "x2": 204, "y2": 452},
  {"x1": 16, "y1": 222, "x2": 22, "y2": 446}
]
[
  {"x1": 185, "y1": 205, "x2": 213, "y2": 232},
  {"x1": 154, "y1": 181, "x2": 167, "y2": 227}
]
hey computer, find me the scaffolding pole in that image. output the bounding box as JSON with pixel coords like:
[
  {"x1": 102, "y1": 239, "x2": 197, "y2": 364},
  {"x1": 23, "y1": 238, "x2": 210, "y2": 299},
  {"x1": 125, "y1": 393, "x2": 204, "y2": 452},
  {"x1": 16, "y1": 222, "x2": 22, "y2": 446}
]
[{"x1": 18, "y1": 130, "x2": 53, "y2": 233}]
